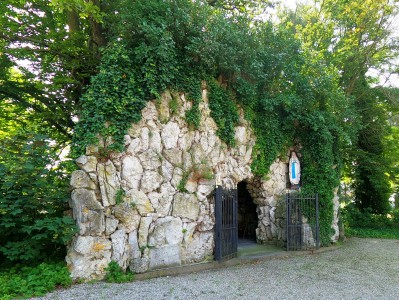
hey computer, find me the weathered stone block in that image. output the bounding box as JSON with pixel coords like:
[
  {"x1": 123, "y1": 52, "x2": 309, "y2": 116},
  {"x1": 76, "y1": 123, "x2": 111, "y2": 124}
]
[
  {"x1": 161, "y1": 122, "x2": 180, "y2": 149},
  {"x1": 148, "y1": 216, "x2": 183, "y2": 247},
  {"x1": 139, "y1": 149, "x2": 162, "y2": 170},
  {"x1": 76, "y1": 156, "x2": 98, "y2": 173},
  {"x1": 141, "y1": 171, "x2": 163, "y2": 193},
  {"x1": 97, "y1": 161, "x2": 119, "y2": 207},
  {"x1": 70, "y1": 170, "x2": 96, "y2": 190},
  {"x1": 121, "y1": 156, "x2": 143, "y2": 190},
  {"x1": 172, "y1": 193, "x2": 199, "y2": 221},
  {"x1": 111, "y1": 229, "x2": 128, "y2": 268},
  {"x1": 138, "y1": 217, "x2": 152, "y2": 249},
  {"x1": 66, "y1": 236, "x2": 112, "y2": 280},
  {"x1": 182, "y1": 232, "x2": 213, "y2": 264},
  {"x1": 113, "y1": 203, "x2": 140, "y2": 232},
  {"x1": 71, "y1": 189, "x2": 104, "y2": 235},
  {"x1": 163, "y1": 149, "x2": 182, "y2": 166},
  {"x1": 126, "y1": 189, "x2": 154, "y2": 215},
  {"x1": 149, "y1": 244, "x2": 181, "y2": 270},
  {"x1": 105, "y1": 217, "x2": 119, "y2": 236}
]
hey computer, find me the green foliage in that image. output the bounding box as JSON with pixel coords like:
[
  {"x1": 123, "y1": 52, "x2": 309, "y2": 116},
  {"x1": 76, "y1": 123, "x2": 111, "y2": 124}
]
[
  {"x1": 345, "y1": 227, "x2": 399, "y2": 239},
  {"x1": 71, "y1": 0, "x2": 356, "y2": 245},
  {"x1": 177, "y1": 171, "x2": 190, "y2": 193},
  {"x1": 342, "y1": 204, "x2": 399, "y2": 229},
  {"x1": 0, "y1": 133, "x2": 76, "y2": 264},
  {"x1": 352, "y1": 83, "x2": 393, "y2": 214},
  {"x1": 169, "y1": 93, "x2": 180, "y2": 116},
  {"x1": 115, "y1": 189, "x2": 126, "y2": 205},
  {"x1": 343, "y1": 204, "x2": 399, "y2": 239},
  {"x1": 72, "y1": 44, "x2": 147, "y2": 154},
  {"x1": 0, "y1": 0, "x2": 100, "y2": 140},
  {"x1": 287, "y1": 0, "x2": 399, "y2": 216},
  {"x1": 104, "y1": 261, "x2": 134, "y2": 283},
  {"x1": 208, "y1": 80, "x2": 240, "y2": 146},
  {"x1": 0, "y1": 262, "x2": 72, "y2": 299}
]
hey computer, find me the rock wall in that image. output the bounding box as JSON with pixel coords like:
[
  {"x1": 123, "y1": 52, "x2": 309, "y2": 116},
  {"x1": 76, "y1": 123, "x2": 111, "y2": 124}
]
[{"x1": 66, "y1": 87, "x2": 338, "y2": 280}]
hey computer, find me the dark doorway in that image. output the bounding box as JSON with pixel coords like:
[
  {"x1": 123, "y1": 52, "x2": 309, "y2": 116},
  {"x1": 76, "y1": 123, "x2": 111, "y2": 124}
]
[{"x1": 237, "y1": 181, "x2": 258, "y2": 240}]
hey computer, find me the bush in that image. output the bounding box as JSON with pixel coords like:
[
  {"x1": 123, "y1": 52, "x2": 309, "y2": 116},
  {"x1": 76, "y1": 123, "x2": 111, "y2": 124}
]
[
  {"x1": 342, "y1": 203, "x2": 399, "y2": 229},
  {"x1": 342, "y1": 203, "x2": 399, "y2": 239},
  {"x1": 104, "y1": 261, "x2": 134, "y2": 283},
  {"x1": 0, "y1": 133, "x2": 76, "y2": 264},
  {"x1": 0, "y1": 262, "x2": 72, "y2": 299}
]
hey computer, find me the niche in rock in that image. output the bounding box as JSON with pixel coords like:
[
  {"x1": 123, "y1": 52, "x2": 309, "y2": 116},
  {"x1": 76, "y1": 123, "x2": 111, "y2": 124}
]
[{"x1": 237, "y1": 181, "x2": 258, "y2": 240}]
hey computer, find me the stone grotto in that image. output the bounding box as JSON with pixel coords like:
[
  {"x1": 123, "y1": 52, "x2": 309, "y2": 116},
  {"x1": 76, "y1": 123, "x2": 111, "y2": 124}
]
[{"x1": 66, "y1": 86, "x2": 340, "y2": 279}]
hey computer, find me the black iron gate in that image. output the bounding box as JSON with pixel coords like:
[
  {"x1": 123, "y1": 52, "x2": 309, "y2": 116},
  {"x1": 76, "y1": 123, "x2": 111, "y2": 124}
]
[
  {"x1": 286, "y1": 193, "x2": 320, "y2": 251},
  {"x1": 214, "y1": 185, "x2": 238, "y2": 261}
]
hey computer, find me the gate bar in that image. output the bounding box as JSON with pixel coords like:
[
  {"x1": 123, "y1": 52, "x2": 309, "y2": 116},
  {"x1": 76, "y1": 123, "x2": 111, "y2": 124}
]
[{"x1": 215, "y1": 185, "x2": 222, "y2": 261}]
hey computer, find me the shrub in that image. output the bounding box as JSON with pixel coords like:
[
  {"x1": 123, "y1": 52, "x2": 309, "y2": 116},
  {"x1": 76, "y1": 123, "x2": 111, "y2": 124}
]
[
  {"x1": 0, "y1": 262, "x2": 72, "y2": 299},
  {"x1": 104, "y1": 261, "x2": 134, "y2": 283},
  {"x1": 0, "y1": 133, "x2": 76, "y2": 264}
]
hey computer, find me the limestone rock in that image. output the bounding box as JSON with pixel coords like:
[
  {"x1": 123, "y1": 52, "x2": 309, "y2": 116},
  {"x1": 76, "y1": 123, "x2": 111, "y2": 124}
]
[
  {"x1": 185, "y1": 179, "x2": 198, "y2": 193},
  {"x1": 130, "y1": 257, "x2": 149, "y2": 274},
  {"x1": 70, "y1": 170, "x2": 96, "y2": 190},
  {"x1": 148, "y1": 217, "x2": 183, "y2": 247},
  {"x1": 163, "y1": 149, "x2": 182, "y2": 166},
  {"x1": 178, "y1": 132, "x2": 194, "y2": 151},
  {"x1": 172, "y1": 193, "x2": 199, "y2": 221},
  {"x1": 142, "y1": 101, "x2": 158, "y2": 121},
  {"x1": 197, "y1": 184, "x2": 215, "y2": 199},
  {"x1": 182, "y1": 151, "x2": 193, "y2": 170},
  {"x1": 124, "y1": 134, "x2": 131, "y2": 146},
  {"x1": 235, "y1": 126, "x2": 247, "y2": 144},
  {"x1": 121, "y1": 157, "x2": 143, "y2": 190},
  {"x1": 182, "y1": 223, "x2": 197, "y2": 244},
  {"x1": 76, "y1": 156, "x2": 98, "y2": 173},
  {"x1": 127, "y1": 138, "x2": 141, "y2": 154},
  {"x1": 138, "y1": 149, "x2": 162, "y2": 170},
  {"x1": 66, "y1": 236, "x2": 112, "y2": 280},
  {"x1": 105, "y1": 217, "x2": 119, "y2": 236},
  {"x1": 161, "y1": 159, "x2": 174, "y2": 183},
  {"x1": 141, "y1": 171, "x2": 163, "y2": 193},
  {"x1": 86, "y1": 145, "x2": 99, "y2": 155},
  {"x1": 161, "y1": 122, "x2": 180, "y2": 149},
  {"x1": 113, "y1": 203, "x2": 140, "y2": 232},
  {"x1": 140, "y1": 127, "x2": 150, "y2": 152},
  {"x1": 149, "y1": 131, "x2": 162, "y2": 153},
  {"x1": 147, "y1": 182, "x2": 175, "y2": 215},
  {"x1": 111, "y1": 229, "x2": 128, "y2": 269},
  {"x1": 126, "y1": 189, "x2": 154, "y2": 215},
  {"x1": 71, "y1": 189, "x2": 104, "y2": 235},
  {"x1": 128, "y1": 230, "x2": 141, "y2": 259},
  {"x1": 182, "y1": 232, "x2": 213, "y2": 264},
  {"x1": 158, "y1": 90, "x2": 171, "y2": 122},
  {"x1": 97, "y1": 161, "x2": 120, "y2": 207},
  {"x1": 138, "y1": 217, "x2": 152, "y2": 249},
  {"x1": 149, "y1": 244, "x2": 181, "y2": 270},
  {"x1": 191, "y1": 143, "x2": 205, "y2": 165}
]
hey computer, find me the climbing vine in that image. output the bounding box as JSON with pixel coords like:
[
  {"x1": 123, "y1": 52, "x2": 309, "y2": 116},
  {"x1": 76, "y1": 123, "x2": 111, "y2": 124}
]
[
  {"x1": 74, "y1": 0, "x2": 355, "y2": 246},
  {"x1": 208, "y1": 80, "x2": 240, "y2": 146}
]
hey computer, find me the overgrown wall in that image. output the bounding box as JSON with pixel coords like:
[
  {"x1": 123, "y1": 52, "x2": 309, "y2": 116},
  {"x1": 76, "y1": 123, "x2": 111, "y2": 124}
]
[{"x1": 66, "y1": 88, "x2": 338, "y2": 279}]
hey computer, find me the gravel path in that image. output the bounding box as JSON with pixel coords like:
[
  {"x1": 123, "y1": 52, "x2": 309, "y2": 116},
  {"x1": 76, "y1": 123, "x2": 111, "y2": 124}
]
[{"x1": 35, "y1": 238, "x2": 399, "y2": 300}]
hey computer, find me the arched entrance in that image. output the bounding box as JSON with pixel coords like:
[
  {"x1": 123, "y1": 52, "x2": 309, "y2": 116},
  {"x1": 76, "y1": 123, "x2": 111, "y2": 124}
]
[{"x1": 237, "y1": 181, "x2": 258, "y2": 241}]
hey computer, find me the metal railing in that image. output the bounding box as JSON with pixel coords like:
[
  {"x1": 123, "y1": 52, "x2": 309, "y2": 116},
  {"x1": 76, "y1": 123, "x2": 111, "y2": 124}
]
[
  {"x1": 286, "y1": 192, "x2": 320, "y2": 251},
  {"x1": 214, "y1": 186, "x2": 238, "y2": 261}
]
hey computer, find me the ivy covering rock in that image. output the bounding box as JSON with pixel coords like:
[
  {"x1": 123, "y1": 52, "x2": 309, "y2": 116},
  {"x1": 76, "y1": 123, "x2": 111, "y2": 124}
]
[{"x1": 73, "y1": 0, "x2": 352, "y2": 248}]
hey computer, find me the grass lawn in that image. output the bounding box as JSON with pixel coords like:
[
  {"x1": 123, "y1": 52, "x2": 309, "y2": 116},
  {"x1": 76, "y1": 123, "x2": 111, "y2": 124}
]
[{"x1": 345, "y1": 227, "x2": 399, "y2": 239}]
